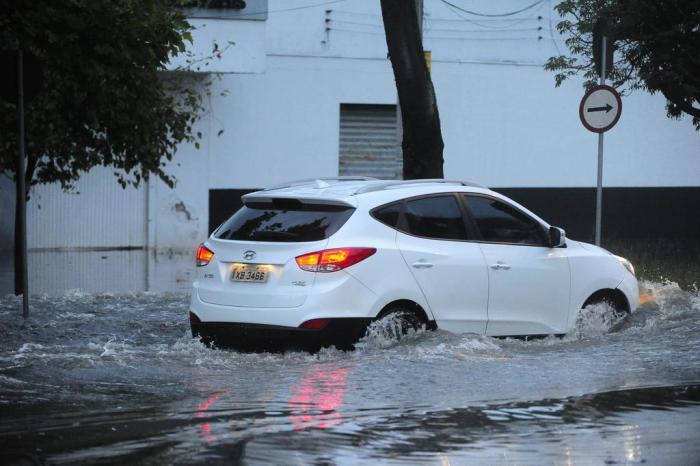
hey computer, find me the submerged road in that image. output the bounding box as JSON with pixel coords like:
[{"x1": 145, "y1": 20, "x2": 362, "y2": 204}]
[{"x1": 0, "y1": 281, "x2": 699, "y2": 464}]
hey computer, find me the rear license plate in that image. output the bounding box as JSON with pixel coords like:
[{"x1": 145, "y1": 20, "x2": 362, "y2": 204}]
[{"x1": 231, "y1": 264, "x2": 269, "y2": 283}]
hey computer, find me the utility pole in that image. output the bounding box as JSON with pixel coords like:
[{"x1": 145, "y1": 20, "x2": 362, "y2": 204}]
[{"x1": 396, "y1": 0, "x2": 423, "y2": 180}]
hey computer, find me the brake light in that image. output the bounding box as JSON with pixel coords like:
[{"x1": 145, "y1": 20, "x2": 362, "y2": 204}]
[
  {"x1": 295, "y1": 247, "x2": 376, "y2": 272},
  {"x1": 196, "y1": 244, "x2": 215, "y2": 266}
]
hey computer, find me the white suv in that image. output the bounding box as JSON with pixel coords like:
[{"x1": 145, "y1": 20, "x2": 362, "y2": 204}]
[{"x1": 190, "y1": 178, "x2": 638, "y2": 351}]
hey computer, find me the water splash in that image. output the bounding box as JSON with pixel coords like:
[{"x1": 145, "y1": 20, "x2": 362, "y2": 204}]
[
  {"x1": 0, "y1": 281, "x2": 698, "y2": 368},
  {"x1": 573, "y1": 301, "x2": 626, "y2": 339},
  {"x1": 354, "y1": 312, "x2": 428, "y2": 351}
]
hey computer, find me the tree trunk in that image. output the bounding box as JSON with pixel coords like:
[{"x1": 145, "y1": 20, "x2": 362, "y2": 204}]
[{"x1": 380, "y1": 0, "x2": 444, "y2": 180}]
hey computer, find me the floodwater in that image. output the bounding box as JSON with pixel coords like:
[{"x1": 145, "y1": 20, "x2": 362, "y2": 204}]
[{"x1": 0, "y1": 281, "x2": 699, "y2": 465}]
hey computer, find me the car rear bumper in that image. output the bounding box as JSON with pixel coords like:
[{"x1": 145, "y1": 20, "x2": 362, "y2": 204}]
[
  {"x1": 190, "y1": 317, "x2": 373, "y2": 352},
  {"x1": 189, "y1": 271, "x2": 382, "y2": 328}
]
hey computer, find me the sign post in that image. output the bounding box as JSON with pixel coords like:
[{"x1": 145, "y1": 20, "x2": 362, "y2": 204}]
[
  {"x1": 578, "y1": 36, "x2": 621, "y2": 246},
  {"x1": 596, "y1": 37, "x2": 607, "y2": 247}
]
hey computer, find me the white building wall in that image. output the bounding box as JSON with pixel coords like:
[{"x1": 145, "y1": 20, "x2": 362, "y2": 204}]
[
  {"x1": 207, "y1": 0, "x2": 695, "y2": 189},
  {"x1": 206, "y1": 54, "x2": 699, "y2": 190},
  {"x1": 207, "y1": 55, "x2": 397, "y2": 188},
  {"x1": 24, "y1": 168, "x2": 147, "y2": 250}
]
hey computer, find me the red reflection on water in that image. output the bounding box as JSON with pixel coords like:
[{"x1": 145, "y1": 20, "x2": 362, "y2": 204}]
[
  {"x1": 288, "y1": 366, "x2": 349, "y2": 430},
  {"x1": 195, "y1": 390, "x2": 226, "y2": 444}
]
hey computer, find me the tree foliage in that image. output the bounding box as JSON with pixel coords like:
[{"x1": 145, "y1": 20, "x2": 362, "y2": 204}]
[
  {"x1": 545, "y1": 0, "x2": 700, "y2": 129},
  {"x1": 0, "y1": 0, "x2": 206, "y2": 193}
]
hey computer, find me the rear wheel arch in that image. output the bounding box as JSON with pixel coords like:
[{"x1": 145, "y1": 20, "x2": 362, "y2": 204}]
[{"x1": 581, "y1": 288, "x2": 630, "y2": 313}]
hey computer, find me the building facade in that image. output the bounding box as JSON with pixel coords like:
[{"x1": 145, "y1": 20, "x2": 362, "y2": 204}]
[{"x1": 1, "y1": 0, "x2": 698, "y2": 293}]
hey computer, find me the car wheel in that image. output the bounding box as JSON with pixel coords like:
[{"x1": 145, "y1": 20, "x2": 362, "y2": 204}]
[
  {"x1": 579, "y1": 295, "x2": 628, "y2": 334},
  {"x1": 376, "y1": 308, "x2": 423, "y2": 341}
]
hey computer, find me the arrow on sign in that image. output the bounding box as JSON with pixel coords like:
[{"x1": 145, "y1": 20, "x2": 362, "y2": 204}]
[{"x1": 587, "y1": 103, "x2": 613, "y2": 113}]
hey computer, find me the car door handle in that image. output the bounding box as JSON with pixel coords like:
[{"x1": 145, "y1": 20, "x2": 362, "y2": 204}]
[
  {"x1": 490, "y1": 262, "x2": 511, "y2": 270},
  {"x1": 412, "y1": 260, "x2": 433, "y2": 269}
]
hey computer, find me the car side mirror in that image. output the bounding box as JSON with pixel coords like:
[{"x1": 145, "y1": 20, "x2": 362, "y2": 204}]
[{"x1": 548, "y1": 226, "x2": 566, "y2": 248}]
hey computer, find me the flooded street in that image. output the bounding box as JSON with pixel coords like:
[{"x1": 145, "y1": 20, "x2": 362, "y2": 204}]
[{"x1": 1, "y1": 281, "x2": 699, "y2": 465}]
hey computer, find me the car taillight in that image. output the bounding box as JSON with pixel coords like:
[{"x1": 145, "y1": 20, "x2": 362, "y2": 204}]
[
  {"x1": 295, "y1": 247, "x2": 376, "y2": 272},
  {"x1": 196, "y1": 244, "x2": 215, "y2": 267}
]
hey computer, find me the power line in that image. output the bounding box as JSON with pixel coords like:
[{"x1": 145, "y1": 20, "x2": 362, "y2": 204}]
[
  {"x1": 328, "y1": 27, "x2": 544, "y2": 41},
  {"x1": 547, "y1": 0, "x2": 563, "y2": 55},
  {"x1": 326, "y1": 19, "x2": 384, "y2": 30},
  {"x1": 327, "y1": 19, "x2": 549, "y2": 35},
  {"x1": 330, "y1": 9, "x2": 543, "y2": 22},
  {"x1": 439, "y1": 2, "x2": 544, "y2": 30},
  {"x1": 438, "y1": 0, "x2": 546, "y2": 18}
]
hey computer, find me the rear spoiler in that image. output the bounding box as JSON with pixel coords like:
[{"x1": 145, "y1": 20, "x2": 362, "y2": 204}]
[{"x1": 241, "y1": 193, "x2": 356, "y2": 209}]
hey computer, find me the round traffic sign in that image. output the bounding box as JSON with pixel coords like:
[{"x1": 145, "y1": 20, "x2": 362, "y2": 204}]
[{"x1": 579, "y1": 84, "x2": 622, "y2": 133}]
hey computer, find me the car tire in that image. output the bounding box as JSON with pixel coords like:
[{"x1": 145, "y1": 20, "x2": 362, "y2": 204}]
[
  {"x1": 376, "y1": 307, "x2": 423, "y2": 340},
  {"x1": 580, "y1": 295, "x2": 629, "y2": 333}
]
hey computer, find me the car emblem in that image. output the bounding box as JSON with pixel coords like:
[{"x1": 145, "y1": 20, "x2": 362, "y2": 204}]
[{"x1": 243, "y1": 250, "x2": 256, "y2": 260}]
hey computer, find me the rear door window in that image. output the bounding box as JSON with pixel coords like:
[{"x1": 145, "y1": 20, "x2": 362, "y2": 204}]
[
  {"x1": 215, "y1": 202, "x2": 354, "y2": 242},
  {"x1": 463, "y1": 195, "x2": 547, "y2": 246},
  {"x1": 403, "y1": 195, "x2": 468, "y2": 240},
  {"x1": 372, "y1": 202, "x2": 404, "y2": 228}
]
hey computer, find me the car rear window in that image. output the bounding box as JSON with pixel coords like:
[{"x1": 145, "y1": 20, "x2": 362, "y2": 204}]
[{"x1": 214, "y1": 201, "x2": 355, "y2": 242}]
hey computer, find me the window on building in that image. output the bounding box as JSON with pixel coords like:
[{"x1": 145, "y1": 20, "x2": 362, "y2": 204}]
[
  {"x1": 339, "y1": 104, "x2": 401, "y2": 180},
  {"x1": 182, "y1": 0, "x2": 267, "y2": 20},
  {"x1": 183, "y1": 0, "x2": 247, "y2": 8}
]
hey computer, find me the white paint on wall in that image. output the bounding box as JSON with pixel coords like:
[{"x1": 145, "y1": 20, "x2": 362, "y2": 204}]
[{"x1": 167, "y1": 18, "x2": 266, "y2": 74}]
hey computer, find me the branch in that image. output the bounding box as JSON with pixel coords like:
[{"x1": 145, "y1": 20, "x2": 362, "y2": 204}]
[{"x1": 661, "y1": 89, "x2": 700, "y2": 119}]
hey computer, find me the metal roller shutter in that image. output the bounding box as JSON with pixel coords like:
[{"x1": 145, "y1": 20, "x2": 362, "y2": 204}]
[{"x1": 338, "y1": 104, "x2": 402, "y2": 180}]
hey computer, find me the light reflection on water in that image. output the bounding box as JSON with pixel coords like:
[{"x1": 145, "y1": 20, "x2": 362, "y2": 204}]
[
  {"x1": 195, "y1": 390, "x2": 227, "y2": 445},
  {"x1": 288, "y1": 365, "x2": 349, "y2": 431},
  {"x1": 0, "y1": 281, "x2": 698, "y2": 464}
]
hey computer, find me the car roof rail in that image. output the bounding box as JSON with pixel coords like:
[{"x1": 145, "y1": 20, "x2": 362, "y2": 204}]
[
  {"x1": 263, "y1": 176, "x2": 378, "y2": 191},
  {"x1": 353, "y1": 179, "x2": 486, "y2": 194}
]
